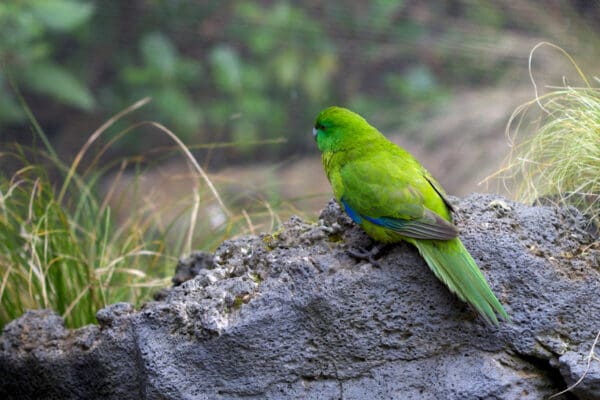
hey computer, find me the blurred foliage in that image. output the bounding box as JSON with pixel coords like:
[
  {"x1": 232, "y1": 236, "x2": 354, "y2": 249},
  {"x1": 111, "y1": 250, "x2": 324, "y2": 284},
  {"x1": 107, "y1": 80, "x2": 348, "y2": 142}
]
[
  {"x1": 0, "y1": 0, "x2": 96, "y2": 121},
  {"x1": 1, "y1": 0, "x2": 598, "y2": 162}
]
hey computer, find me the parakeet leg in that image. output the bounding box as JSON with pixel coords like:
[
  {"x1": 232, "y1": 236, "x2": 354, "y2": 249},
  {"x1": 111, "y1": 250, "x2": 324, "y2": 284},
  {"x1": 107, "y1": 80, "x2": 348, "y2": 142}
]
[{"x1": 347, "y1": 243, "x2": 390, "y2": 267}]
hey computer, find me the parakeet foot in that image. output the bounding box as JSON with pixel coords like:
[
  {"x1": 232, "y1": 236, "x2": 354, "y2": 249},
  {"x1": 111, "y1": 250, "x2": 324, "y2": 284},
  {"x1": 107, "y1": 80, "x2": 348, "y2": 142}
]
[{"x1": 347, "y1": 243, "x2": 390, "y2": 267}]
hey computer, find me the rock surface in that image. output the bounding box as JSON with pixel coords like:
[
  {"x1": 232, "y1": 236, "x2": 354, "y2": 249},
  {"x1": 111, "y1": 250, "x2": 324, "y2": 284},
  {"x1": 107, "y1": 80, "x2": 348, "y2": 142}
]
[{"x1": 1, "y1": 194, "x2": 599, "y2": 400}]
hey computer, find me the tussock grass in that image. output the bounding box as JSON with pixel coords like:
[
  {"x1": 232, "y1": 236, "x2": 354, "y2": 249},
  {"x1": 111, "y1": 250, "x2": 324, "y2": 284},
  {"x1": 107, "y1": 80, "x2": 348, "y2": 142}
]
[
  {"x1": 0, "y1": 147, "x2": 175, "y2": 328},
  {"x1": 486, "y1": 43, "x2": 600, "y2": 398},
  {"x1": 0, "y1": 97, "x2": 284, "y2": 329},
  {"x1": 0, "y1": 158, "x2": 169, "y2": 328},
  {"x1": 490, "y1": 43, "x2": 600, "y2": 230}
]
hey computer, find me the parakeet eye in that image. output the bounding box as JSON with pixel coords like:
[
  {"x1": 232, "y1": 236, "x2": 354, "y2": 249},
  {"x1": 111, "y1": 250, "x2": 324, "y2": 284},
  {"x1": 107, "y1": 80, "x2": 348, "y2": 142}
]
[{"x1": 313, "y1": 123, "x2": 325, "y2": 140}]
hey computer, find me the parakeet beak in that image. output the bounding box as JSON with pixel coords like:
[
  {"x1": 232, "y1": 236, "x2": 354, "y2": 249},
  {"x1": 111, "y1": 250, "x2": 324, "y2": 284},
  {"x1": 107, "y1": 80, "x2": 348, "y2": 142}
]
[{"x1": 312, "y1": 127, "x2": 318, "y2": 140}]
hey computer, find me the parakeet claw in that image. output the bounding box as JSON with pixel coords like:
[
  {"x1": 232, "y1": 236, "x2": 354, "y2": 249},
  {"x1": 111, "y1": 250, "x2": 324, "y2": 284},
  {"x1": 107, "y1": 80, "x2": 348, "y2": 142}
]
[{"x1": 346, "y1": 243, "x2": 389, "y2": 267}]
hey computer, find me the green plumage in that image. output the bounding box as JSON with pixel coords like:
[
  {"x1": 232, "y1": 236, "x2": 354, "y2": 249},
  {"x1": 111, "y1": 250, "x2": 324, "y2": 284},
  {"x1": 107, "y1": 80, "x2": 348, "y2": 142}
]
[{"x1": 313, "y1": 106, "x2": 509, "y2": 325}]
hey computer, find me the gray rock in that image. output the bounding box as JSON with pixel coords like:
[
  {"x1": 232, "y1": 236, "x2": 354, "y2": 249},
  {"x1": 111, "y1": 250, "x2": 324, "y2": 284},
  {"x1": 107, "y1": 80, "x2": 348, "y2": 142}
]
[
  {"x1": 559, "y1": 350, "x2": 600, "y2": 400},
  {"x1": 1, "y1": 194, "x2": 599, "y2": 399}
]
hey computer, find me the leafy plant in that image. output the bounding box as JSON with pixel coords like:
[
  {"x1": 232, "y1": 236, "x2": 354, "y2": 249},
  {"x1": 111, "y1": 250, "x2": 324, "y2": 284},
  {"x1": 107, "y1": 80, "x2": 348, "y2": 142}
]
[
  {"x1": 119, "y1": 32, "x2": 203, "y2": 142},
  {"x1": 0, "y1": 0, "x2": 96, "y2": 122},
  {"x1": 2, "y1": 0, "x2": 597, "y2": 164}
]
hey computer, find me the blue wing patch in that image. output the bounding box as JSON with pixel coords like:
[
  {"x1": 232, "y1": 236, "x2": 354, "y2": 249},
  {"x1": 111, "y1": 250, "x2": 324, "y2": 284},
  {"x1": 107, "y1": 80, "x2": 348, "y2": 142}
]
[
  {"x1": 341, "y1": 198, "x2": 362, "y2": 224},
  {"x1": 341, "y1": 198, "x2": 458, "y2": 240},
  {"x1": 364, "y1": 213, "x2": 458, "y2": 240},
  {"x1": 364, "y1": 215, "x2": 407, "y2": 230}
]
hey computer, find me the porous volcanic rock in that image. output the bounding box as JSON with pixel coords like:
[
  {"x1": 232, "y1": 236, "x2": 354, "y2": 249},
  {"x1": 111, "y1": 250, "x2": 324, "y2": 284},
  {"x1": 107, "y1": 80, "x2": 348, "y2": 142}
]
[{"x1": 1, "y1": 194, "x2": 599, "y2": 399}]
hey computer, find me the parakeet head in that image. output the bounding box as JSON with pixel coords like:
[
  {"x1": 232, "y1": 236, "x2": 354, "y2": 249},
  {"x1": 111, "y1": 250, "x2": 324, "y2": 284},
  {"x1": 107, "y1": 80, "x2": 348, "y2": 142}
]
[{"x1": 313, "y1": 106, "x2": 379, "y2": 153}]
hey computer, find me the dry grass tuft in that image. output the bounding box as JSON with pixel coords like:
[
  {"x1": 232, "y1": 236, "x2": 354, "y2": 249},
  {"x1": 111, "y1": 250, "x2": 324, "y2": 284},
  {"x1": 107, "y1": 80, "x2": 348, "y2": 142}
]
[{"x1": 488, "y1": 43, "x2": 600, "y2": 230}]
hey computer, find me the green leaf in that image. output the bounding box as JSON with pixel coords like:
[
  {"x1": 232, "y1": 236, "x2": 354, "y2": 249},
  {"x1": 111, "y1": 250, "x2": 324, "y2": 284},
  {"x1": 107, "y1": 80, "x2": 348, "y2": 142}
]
[
  {"x1": 0, "y1": 91, "x2": 25, "y2": 123},
  {"x1": 369, "y1": 0, "x2": 405, "y2": 31},
  {"x1": 210, "y1": 45, "x2": 242, "y2": 93},
  {"x1": 141, "y1": 32, "x2": 177, "y2": 78},
  {"x1": 176, "y1": 59, "x2": 202, "y2": 83},
  {"x1": 272, "y1": 50, "x2": 300, "y2": 87},
  {"x1": 21, "y1": 62, "x2": 95, "y2": 110},
  {"x1": 30, "y1": 0, "x2": 94, "y2": 31},
  {"x1": 153, "y1": 87, "x2": 201, "y2": 135},
  {"x1": 121, "y1": 66, "x2": 155, "y2": 86},
  {"x1": 303, "y1": 54, "x2": 335, "y2": 100}
]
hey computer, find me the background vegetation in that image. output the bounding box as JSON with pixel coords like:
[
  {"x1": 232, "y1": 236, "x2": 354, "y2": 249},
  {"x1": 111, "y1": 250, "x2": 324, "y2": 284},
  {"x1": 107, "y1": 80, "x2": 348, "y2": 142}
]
[
  {"x1": 497, "y1": 61, "x2": 600, "y2": 230},
  {"x1": 2, "y1": 0, "x2": 598, "y2": 162},
  {"x1": 1, "y1": 0, "x2": 599, "y2": 329}
]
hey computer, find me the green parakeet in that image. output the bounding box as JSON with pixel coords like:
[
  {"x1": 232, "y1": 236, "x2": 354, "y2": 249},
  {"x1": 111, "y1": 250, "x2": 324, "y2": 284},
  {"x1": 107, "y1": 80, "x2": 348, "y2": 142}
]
[{"x1": 313, "y1": 106, "x2": 509, "y2": 325}]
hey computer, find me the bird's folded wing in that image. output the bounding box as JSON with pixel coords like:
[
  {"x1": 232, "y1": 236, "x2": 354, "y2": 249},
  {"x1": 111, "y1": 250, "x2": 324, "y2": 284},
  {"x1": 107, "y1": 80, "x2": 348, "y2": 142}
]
[{"x1": 340, "y1": 160, "x2": 459, "y2": 240}]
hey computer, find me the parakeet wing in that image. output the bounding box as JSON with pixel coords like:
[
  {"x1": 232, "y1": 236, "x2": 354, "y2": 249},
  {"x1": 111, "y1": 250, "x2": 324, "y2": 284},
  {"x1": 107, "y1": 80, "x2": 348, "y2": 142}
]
[{"x1": 339, "y1": 158, "x2": 458, "y2": 240}]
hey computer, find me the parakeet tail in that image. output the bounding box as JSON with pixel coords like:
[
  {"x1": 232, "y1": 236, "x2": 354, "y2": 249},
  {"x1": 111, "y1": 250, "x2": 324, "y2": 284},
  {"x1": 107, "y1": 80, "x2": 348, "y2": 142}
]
[{"x1": 408, "y1": 237, "x2": 510, "y2": 325}]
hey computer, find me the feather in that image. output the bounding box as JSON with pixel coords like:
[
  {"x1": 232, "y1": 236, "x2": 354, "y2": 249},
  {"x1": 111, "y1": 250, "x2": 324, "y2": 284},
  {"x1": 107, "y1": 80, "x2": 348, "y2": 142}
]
[
  {"x1": 364, "y1": 210, "x2": 459, "y2": 240},
  {"x1": 409, "y1": 238, "x2": 510, "y2": 325}
]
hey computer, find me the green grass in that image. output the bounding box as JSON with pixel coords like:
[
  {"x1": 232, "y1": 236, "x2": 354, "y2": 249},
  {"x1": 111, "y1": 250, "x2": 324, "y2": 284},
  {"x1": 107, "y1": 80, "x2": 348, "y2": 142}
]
[
  {"x1": 492, "y1": 44, "x2": 600, "y2": 230},
  {"x1": 0, "y1": 148, "x2": 175, "y2": 329},
  {"x1": 0, "y1": 97, "x2": 287, "y2": 330}
]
